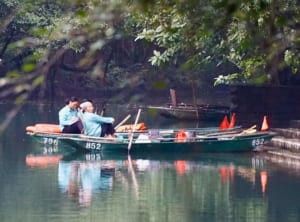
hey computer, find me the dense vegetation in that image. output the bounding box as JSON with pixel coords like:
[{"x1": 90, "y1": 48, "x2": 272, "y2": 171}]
[
  {"x1": 0, "y1": 0, "x2": 299, "y2": 132},
  {"x1": 134, "y1": 0, "x2": 300, "y2": 85}
]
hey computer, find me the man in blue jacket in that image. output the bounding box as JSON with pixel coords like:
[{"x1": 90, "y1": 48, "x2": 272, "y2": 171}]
[
  {"x1": 59, "y1": 97, "x2": 83, "y2": 134},
  {"x1": 80, "y1": 101, "x2": 115, "y2": 137}
]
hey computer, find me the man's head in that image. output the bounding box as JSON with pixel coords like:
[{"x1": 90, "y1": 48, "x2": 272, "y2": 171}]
[
  {"x1": 68, "y1": 97, "x2": 79, "y2": 110},
  {"x1": 80, "y1": 101, "x2": 94, "y2": 113}
]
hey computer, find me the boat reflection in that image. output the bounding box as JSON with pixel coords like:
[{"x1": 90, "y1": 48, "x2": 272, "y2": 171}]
[
  {"x1": 25, "y1": 144, "x2": 64, "y2": 168},
  {"x1": 26, "y1": 154, "x2": 63, "y2": 168},
  {"x1": 25, "y1": 148, "x2": 270, "y2": 206},
  {"x1": 58, "y1": 159, "x2": 116, "y2": 206}
]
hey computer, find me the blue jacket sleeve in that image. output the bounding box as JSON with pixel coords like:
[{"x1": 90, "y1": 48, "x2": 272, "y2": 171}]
[
  {"x1": 59, "y1": 107, "x2": 72, "y2": 126},
  {"x1": 90, "y1": 113, "x2": 114, "y2": 124}
]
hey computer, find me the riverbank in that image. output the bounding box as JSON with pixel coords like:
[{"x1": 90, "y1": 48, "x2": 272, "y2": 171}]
[{"x1": 257, "y1": 119, "x2": 300, "y2": 165}]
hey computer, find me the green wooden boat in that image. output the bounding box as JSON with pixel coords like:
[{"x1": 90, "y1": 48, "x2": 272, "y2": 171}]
[
  {"x1": 28, "y1": 128, "x2": 274, "y2": 154},
  {"x1": 58, "y1": 131, "x2": 274, "y2": 153},
  {"x1": 148, "y1": 103, "x2": 230, "y2": 121},
  {"x1": 27, "y1": 126, "x2": 241, "y2": 148},
  {"x1": 148, "y1": 89, "x2": 231, "y2": 121}
]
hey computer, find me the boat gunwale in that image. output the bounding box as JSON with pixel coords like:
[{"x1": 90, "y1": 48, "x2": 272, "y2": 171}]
[{"x1": 52, "y1": 131, "x2": 275, "y2": 145}]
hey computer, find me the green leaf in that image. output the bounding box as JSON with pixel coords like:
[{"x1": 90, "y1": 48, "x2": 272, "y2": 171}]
[
  {"x1": 153, "y1": 80, "x2": 166, "y2": 90},
  {"x1": 33, "y1": 76, "x2": 44, "y2": 87},
  {"x1": 22, "y1": 63, "x2": 36, "y2": 72},
  {"x1": 7, "y1": 71, "x2": 20, "y2": 79}
]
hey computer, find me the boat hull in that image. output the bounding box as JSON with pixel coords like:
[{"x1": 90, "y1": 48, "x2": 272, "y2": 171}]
[
  {"x1": 58, "y1": 132, "x2": 273, "y2": 153},
  {"x1": 27, "y1": 126, "x2": 241, "y2": 146},
  {"x1": 27, "y1": 127, "x2": 273, "y2": 154},
  {"x1": 148, "y1": 105, "x2": 230, "y2": 121}
]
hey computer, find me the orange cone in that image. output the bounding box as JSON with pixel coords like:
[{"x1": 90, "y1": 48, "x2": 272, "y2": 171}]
[
  {"x1": 219, "y1": 115, "x2": 229, "y2": 130},
  {"x1": 228, "y1": 113, "x2": 236, "y2": 128},
  {"x1": 261, "y1": 115, "x2": 269, "y2": 131}
]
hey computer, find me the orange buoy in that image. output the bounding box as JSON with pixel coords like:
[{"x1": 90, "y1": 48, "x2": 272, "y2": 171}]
[
  {"x1": 261, "y1": 115, "x2": 269, "y2": 131},
  {"x1": 228, "y1": 113, "x2": 236, "y2": 128},
  {"x1": 219, "y1": 115, "x2": 229, "y2": 130}
]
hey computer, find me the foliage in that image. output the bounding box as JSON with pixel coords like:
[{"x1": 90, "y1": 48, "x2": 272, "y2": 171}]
[
  {"x1": 0, "y1": 0, "x2": 128, "y2": 133},
  {"x1": 133, "y1": 0, "x2": 300, "y2": 85},
  {"x1": 0, "y1": 0, "x2": 300, "y2": 133}
]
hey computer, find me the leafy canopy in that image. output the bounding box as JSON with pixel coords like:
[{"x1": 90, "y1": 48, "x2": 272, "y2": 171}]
[{"x1": 133, "y1": 0, "x2": 300, "y2": 85}]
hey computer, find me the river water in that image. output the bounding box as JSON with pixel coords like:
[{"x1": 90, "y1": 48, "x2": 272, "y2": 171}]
[{"x1": 1, "y1": 102, "x2": 300, "y2": 222}]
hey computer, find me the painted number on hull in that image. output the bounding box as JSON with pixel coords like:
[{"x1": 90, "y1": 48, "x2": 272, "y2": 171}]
[
  {"x1": 252, "y1": 138, "x2": 265, "y2": 147},
  {"x1": 43, "y1": 146, "x2": 58, "y2": 154},
  {"x1": 43, "y1": 137, "x2": 58, "y2": 145},
  {"x1": 86, "y1": 142, "x2": 102, "y2": 150}
]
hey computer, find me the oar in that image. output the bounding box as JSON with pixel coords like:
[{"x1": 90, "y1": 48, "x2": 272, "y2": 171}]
[
  {"x1": 199, "y1": 128, "x2": 242, "y2": 138},
  {"x1": 198, "y1": 125, "x2": 257, "y2": 139},
  {"x1": 127, "y1": 154, "x2": 139, "y2": 199},
  {"x1": 128, "y1": 108, "x2": 142, "y2": 151},
  {"x1": 238, "y1": 125, "x2": 257, "y2": 135},
  {"x1": 114, "y1": 114, "x2": 131, "y2": 130}
]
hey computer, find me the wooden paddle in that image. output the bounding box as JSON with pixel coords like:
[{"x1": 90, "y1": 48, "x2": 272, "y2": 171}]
[
  {"x1": 238, "y1": 125, "x2": 257, "y2": 135},
  {"x1": 127, "y1": 155, "x2": 139, "y2": 199},
  {"x1": 114, "y1": 114, "x2": 131, "y2": 130},
  {"x1": 128, "y1": 109, "x2": 142, "y2": 151},
  {"x1": 197, "y1": 125, "x2": 257, "y2": 139}
]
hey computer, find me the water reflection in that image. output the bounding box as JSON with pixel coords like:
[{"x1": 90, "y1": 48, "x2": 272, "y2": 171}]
[
  {"x1": 25, "y1": 148, "x2": 270, "y2": 204},
  {"x1": 58, "y1": 159, "x2": 116, "y2": 206},
  {"x1": 20, "y1": 141, "x2": 300, "y2": 222},
  {"x1": 26, "y1": 154, "x2": 62, "y2": 168},
  {"x1": 3, "y1": 101, "x2": 300, "y2": 221}
]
